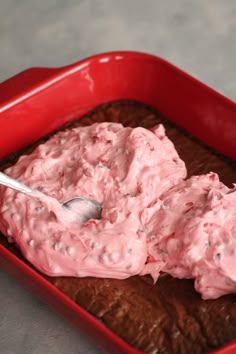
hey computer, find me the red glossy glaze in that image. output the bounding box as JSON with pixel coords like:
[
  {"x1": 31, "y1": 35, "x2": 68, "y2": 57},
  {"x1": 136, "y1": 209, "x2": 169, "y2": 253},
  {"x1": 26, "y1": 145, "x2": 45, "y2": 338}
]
[{"x1": 0, "y1": 51, "x2": 236, "y2": 354}]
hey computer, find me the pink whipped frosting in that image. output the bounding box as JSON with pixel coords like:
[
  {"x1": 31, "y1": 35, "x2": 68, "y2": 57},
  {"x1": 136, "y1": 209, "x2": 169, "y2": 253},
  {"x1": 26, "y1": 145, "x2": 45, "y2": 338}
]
[
  {"x1": 0, "y1": 122, "x2": 186, "y2": 279},
  {"x1": 143, "y1": 173, "x2": 236, "y2": 299},
  {"x1": 1, "y1": 122, "x2": 235, "y2": 299}
]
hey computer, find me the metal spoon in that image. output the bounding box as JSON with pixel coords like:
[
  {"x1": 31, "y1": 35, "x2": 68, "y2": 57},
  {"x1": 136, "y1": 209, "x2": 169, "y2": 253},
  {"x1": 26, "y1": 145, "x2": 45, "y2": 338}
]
[{"x1": 0, "y1": 172, "x2": 102, "y2": 223}]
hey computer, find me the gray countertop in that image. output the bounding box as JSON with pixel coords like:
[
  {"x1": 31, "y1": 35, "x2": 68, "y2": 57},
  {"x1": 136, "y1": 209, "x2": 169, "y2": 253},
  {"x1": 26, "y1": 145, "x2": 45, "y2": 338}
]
[{"x1": 0, "y1": 1, "x2": 235, "y2": 353}]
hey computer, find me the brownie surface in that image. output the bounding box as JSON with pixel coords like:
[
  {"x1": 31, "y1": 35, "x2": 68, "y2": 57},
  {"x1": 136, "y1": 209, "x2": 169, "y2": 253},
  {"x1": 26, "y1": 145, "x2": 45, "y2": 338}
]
[{"x1": 1, "y1": 102, "x2": 236, "y2": 354}]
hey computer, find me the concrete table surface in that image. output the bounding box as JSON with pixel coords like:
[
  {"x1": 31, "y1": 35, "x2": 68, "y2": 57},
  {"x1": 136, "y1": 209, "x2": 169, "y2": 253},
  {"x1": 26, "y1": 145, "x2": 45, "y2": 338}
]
[{"x1": 0, "y1": 1, "x2": 235, "y2": 353}]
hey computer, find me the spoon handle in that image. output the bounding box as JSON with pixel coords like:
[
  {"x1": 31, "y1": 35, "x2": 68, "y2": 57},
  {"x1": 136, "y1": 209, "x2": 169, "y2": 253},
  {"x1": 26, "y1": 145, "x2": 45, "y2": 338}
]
[{"x1": 0, "y1": 172, "x2": 33, "y2": 194}]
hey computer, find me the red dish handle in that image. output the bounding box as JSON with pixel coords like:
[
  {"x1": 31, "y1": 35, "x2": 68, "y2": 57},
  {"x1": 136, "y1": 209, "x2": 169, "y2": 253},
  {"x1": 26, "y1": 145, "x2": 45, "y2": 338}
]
[{"x1": 0, "y1": 67, "x2": 64, "y2": 105}]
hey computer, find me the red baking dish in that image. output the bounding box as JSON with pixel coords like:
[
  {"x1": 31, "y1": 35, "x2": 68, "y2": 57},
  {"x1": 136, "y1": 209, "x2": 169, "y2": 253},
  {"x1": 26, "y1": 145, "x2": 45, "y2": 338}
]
[{"x1": 0, "y1": 51, "x2": 236, "y2": 354}]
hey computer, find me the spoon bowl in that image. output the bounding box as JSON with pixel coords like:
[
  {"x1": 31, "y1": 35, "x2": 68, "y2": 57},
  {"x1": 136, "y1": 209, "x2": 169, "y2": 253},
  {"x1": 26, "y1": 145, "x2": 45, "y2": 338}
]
[{"x1": 62, "y1": 197, "x2": 102, "y2": 223}]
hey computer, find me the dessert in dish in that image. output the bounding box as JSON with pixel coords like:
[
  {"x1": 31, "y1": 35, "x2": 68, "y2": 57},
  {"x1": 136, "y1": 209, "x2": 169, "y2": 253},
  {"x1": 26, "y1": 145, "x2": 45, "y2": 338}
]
[
  {"x1": 1, "y1": 109, "x2": 236, "y2": 301},
  {"x1": 0, "y1": 102, "x2": 236, "y2": 354}
]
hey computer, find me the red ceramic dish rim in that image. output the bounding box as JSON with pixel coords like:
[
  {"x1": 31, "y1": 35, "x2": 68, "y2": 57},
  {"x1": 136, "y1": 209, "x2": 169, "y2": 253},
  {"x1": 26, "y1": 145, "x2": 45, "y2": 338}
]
[{"x1": 1, "y1": 50, "x2": 235, "y2": 111}]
